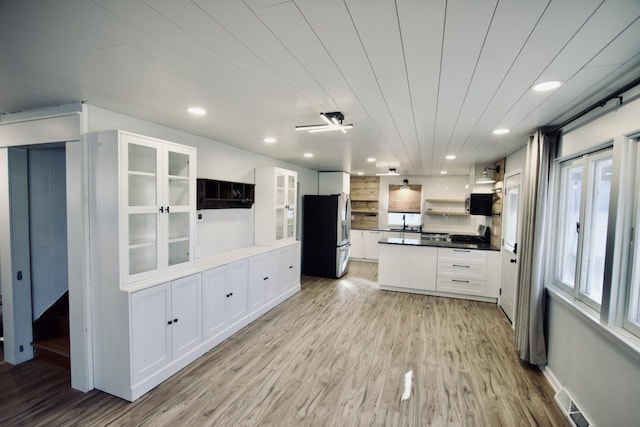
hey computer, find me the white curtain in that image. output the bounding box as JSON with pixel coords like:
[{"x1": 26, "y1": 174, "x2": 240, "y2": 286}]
[{"x1": 514, "y1": 130, "x2": 556, "y2": 365}]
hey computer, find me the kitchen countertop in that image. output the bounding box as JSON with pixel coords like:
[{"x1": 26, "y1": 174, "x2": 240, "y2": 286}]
[{"x1": 378, "y1": 237, "x2": 499, "y2": 251}]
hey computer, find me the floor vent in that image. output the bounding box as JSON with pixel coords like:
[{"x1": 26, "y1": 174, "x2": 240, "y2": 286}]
[{"x1": 554, "y1": 388, "x2": 595, "y2": 427}]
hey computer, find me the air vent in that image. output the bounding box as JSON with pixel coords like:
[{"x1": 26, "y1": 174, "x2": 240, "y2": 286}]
[{"x1": 554, "y1": 388, "x2": 596, "y2": 427}]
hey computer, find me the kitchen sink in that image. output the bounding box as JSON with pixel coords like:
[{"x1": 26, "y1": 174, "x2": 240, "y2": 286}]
[{"x1": 421, "y1": 233, "x2": 450, "y2": 242}]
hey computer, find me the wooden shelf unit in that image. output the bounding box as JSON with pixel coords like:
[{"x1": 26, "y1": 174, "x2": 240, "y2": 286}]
[
  {"x1": 423, "y1": 197, "x2": 468, "y2": 216},
  {"x1": 350, "y1": 176, "x2": 380, "y2": 229}
]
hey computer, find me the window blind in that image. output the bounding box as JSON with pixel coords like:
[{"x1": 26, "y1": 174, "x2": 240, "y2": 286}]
[{"x1": 388, "y1": 184, "x2": 422, "y2": 213}]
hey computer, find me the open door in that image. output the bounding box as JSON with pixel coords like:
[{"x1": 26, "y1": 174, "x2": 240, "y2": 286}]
[{"x1": 499, "y1": 172, "x2": 522, "y2": 323}]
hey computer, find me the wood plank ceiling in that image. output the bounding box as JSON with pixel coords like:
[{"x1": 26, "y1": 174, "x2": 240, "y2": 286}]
[{"x1": 1, "y1": 0, "x2": 640, "y2": 176}]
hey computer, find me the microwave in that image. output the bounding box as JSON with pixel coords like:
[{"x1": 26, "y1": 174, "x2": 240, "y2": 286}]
[{"x1": 467, "y1": 193, "x2": 493, "y2": 216}]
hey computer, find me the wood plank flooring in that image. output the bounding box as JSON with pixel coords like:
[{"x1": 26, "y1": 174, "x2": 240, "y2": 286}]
[{"x1": 0, "y1": 262, "x2": 568, "y2": 426}]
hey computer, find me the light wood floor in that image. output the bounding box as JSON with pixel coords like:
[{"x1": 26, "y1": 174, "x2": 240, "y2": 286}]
[{"x1": 0, "y1": 262, "x2": 568, "y2": 426}]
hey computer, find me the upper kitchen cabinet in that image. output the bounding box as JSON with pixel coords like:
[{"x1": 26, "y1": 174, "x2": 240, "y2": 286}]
[
  {"x1": 89, "y1": 130, "x2": 196, "y2": 288},
  {"x1": 255, "y1": 167, "x2": 297, "y2": 246}
]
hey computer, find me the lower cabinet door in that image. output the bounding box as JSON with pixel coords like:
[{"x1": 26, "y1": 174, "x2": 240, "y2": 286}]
[
  {"x1": 203, "y1": 266, "x2": 227, "y2": 339},
  {"x1": 171, "y1": 274, "x2": 202, "y2": 359},
  {"x1": 227, "y1": 259, "x2": 248, "y2": 323},
  {"x1": 248, "y1": 254, "x2": 267, "y2": 312},
  {"x1": 131, "y1": 284, "x2": 171, "y2": 383}
]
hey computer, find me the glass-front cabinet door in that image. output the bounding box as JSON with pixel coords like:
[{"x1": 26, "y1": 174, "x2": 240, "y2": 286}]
[
  {"x1": 125, "y1": 138, "x2": 162, "y2": 279},
  {"x1": 166, "y1": 147, "x2": 194, "y2": 270},
  {"x1": 121, "y1": 133, "x2": 195, "y2": 284},
  {"x1": 275, "y1": 172, "x2": 286, "y2": 241},
  {"x1": 286, "y1": 174, "x2": 296, "y2": 239}
]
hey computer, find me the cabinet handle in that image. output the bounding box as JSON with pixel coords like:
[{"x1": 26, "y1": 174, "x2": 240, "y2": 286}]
[
  {"x1": 510, "y1": 259, "x2": 517, "y2": 264},
  {"x1": 229, "y1": 292, "x2": 233, "y2": 296},
  {"x1": 226, "y1": 293, "x2": 230, "y2": 298},
  {"x1": 166, "y1": 206, "x2": 170, "y2": 213},
  {"x1": 159, "y1": 206, "x2": 165, "y2": 213},
  {"x1": 173, "y1": 318, "x2": 178, "y2": 323},
  {"x1": 452, "y1": 279, "x2": 470, "y2": 283},
  {"x1": 289, "y1": 265, "x2": 293, "y2": 269},
  {"x1": 453, "y1": 249, "x2": 471, "y2": 253},
  {"x1": 452, "y1": 264, "x2": 470, "y2": 268},
  {"x1": 167, "y1": 320, "x2": 173, "y2": 325},
  {"x1": 263, "y1": 276, "x2": 269, "y2": 280}
]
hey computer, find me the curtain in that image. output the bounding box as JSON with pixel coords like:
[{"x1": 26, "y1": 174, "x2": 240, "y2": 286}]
[{"x1": 514, "y1": 130, "x2": 556, "y2": 365}]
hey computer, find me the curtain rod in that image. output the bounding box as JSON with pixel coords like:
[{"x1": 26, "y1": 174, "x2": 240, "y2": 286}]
[{"x1": 548, "y1": 75, "x2": 640, "y2": 134}]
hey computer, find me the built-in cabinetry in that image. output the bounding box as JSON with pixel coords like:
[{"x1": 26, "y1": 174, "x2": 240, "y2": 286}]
[
  {"x1": 350, "y1": 230, "x2": 383, "y2": 260},
  {"x1": 202, "y1": 259, "x2": 249, "y2": 339},
  {"x1": 89, "y1": 130, "x2": 196, "y2": 287},
  {"x1": 378, "y1": 244, "x2": 499, "y2": 302},
  {"x1": 437, "y1": 248, "x2": 497, "y2": 297},
  {"x1": 350, "y1": 176, "x2": 380, "y2": 229},
  {"x1": 255, "y1": 167, "x2": 297, "y2": 246},
  {"x1": 93, "y1": 242, "x2": 301, "y2": 402},
  {"x1": 131, "y1": 274, "x2": 202, "y2": 384}
]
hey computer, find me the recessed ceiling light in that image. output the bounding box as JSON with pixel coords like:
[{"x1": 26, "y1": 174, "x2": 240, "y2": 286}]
[
  {"x1": 533, "y1": 80, "x2": 563, "y2": 92},
  {"x1": 492, "y1": 128, "x2": 510, "y2": 135},
  {"x1": 304, "y1": 153, "x2": 314, "y2": 158},
  {"x1": 263, "y1": 137, "x2": 276, "y2": 144},
  {"x1": 187, "y1": 106, "x2": 206, "y2": 116},
  {"x1": 445, "y1": 155, "x2": 456, "y2": 160},
  {"x1": 367, "y1": 157, "x2": 376, "y2": 162},
  {"x1": 440, "y1": 170, "x2": 447, "y2": 175},
  {"x1": 357, "y1": 172, "x2": 364, "y2": 175}
]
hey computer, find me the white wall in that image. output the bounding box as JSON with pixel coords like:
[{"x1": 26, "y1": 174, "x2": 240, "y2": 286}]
[
  {"x1": 546, "y1": 91, "x2": 640, "y2": 425},
  {"x1": 86, "y1": 105, "x2": 319, "y2": 256},
  {"x1": 505, "y1": 146, "x2": 526, "y2": 175},
  {"x1": 378, "y1": 175, "x2": 490, "y2": 233}
]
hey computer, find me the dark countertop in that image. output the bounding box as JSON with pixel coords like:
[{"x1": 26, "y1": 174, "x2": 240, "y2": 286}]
[{"x1": 378, "y1": 237, "x2": 499, "y2": 251}]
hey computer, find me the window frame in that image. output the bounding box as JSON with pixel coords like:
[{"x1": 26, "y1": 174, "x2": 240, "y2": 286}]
[
  {"x1": 624, "y1": 137, "x2": 640, "y2": 337},
  {"x1": 552, "y1": 147, "x2": 614, "y2": 312}
]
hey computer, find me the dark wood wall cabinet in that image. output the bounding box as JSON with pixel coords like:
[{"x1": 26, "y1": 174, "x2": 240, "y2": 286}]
[{"x1": 197, "y1": 178, "x2": 255, "y2": 209}]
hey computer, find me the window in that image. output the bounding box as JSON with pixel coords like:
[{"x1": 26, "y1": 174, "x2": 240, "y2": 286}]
[
  {"x1": 553, "y1": 149, "x2": 612, "y2": 310},
  {"x1": 625, "y1": 139, "x2": 640, "y2": 337},
  {"x1": 504, "y1": 184, "x2": 519, "y2": 251},
  {"x1": 387, "y1": 212, "x2": 421, "y2": 227}
]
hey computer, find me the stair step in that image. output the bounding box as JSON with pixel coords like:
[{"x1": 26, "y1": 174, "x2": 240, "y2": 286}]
[{"x1": 33, "y1": 337, "x2": 70, "y2": 370}]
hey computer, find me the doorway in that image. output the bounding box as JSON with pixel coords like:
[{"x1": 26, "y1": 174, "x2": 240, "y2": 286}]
[
  {"x1": 499, "y1": 171, "x2": 522, "y2": 323},
  {"x1": 2, "y1": 145, "x2": 69, "y2": 367}
]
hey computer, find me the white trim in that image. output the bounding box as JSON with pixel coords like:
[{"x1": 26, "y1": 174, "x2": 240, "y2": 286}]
[{"x1": 539, "y1": 365, "x2": 562, "y2": 393}]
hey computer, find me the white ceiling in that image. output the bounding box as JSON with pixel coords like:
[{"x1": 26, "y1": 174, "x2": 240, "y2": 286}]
[{"x1": 2, "y1": 0, "x2": 640, "y2": 176}]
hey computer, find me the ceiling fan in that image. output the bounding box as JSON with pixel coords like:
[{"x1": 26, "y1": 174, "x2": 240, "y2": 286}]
[{"x1": 295, "y1": 111, "x2": 354, "y2": 133}]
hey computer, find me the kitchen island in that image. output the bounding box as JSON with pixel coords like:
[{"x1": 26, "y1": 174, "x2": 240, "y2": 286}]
[{"x1": 377, "y1": 236, "x2": 500, "y2": 302}]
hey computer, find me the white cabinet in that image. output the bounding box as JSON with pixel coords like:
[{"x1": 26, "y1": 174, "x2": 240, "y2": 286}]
[
  {"x1": 278, "y1": 243, "x2": 300, "y2": 294},
  {"x1": 350, "y1": 230, "x2": 382, "y2": 260},
  {"x1": 255, "y1": 167, "x2": 297, "y2": 246},
  {"x1": 202, "y1": 259, "x2": 248, "y2": 340},
  {"x1": 248, "y1": 251, "x2": 277, "y2": 312},
  {"x1": 89, "y1": 130, "x2": 196, "y2": 288},
  {"x1": 350, "y1": 230, "x2": 365, "y2": 259},
  {"x1": 131, "y1": 274, "x2": 202, "y2": 384},
  {"x1": 436, "y1": 248, "x2": 500, "y2": 298},
  {"x1": 378, "y1": 244, "x2": 437, "y2": 291},
  {"x1": 93, "y1": 244, "x2": 300, "y2": 402},
  {"x1": 364, "y1": 230, "x2": 382, "y2": 260}
]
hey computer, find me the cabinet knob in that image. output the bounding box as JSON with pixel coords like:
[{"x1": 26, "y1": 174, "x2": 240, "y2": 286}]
[
  {"x1": 229, "y1": 292, "x2": 233, "y2": 296},
  {"x1": 174, "y1": 318, "x2": 178, "y2": 323},
  {"x1": 289, "y1": 265, "x2": 293, "y2": 269},
  {"x1": 167, "y1": 320, "x2": 173, "y2": 325},
  {"x1": 263, "y1": 276, "x2": 269, "y2": 281},
  {"x1": 510, "y1": 259, "x2": 517, "y2": 264}
]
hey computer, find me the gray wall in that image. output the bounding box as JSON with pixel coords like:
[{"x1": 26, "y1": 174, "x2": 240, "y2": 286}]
[{"x1": 28, "y1": 147, "x2": 68, "y2": 320}]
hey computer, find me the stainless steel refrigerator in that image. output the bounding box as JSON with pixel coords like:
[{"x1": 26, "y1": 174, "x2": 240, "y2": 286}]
[{"x1": 302, "y1": 194, "x2": 351, "y2": 278}]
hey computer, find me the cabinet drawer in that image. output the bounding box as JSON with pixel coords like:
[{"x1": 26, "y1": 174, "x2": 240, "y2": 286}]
[
  {"x1": 437, "y1": 277, "x2": 486, "y2": 296},
  {"x1": 437, "y1": 262, "x2": 487, "y2": 281},
  {"x1": 438, "y1": 248, "x2": 487, "y2": 265}
]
